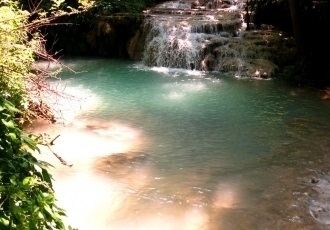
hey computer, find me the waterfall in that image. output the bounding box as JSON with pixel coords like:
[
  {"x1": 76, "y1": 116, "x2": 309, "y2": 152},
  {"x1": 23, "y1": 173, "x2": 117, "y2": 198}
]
[
  {"x1": 136, "y1": 0, "x2": 243, "y2": 71},
  {"x1": 128, "y1": 0, "x2": 295, "y2": 78},
  {"x1": 142, "y1": 18, "x2": 206, "y2": 70}
]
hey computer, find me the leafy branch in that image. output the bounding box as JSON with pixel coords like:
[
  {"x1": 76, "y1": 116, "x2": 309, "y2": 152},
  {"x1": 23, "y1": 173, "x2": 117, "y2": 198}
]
[{"x1": 0, "y1": 0, "x2": 88, "y2": 229}]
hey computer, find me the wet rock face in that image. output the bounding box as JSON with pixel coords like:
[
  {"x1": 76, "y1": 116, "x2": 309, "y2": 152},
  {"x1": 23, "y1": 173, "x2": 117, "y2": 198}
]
[
  {"x1": 45, "y1": 15, "x2": 143, "y2": 58},
  {"x1": 86, "y1": 16, "x2": 143, "y2": 58}
]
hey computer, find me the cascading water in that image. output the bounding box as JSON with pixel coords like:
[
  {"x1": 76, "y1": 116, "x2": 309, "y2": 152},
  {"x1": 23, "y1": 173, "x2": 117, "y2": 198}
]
[
  {"x1": 131, "y1": 0, "x2": 246, "y2": 72},
  {"x1": 129, "y1": 0, "x2": 296, "y2": 78},
  {"x1": 143, "y1": 19, "x2": 205, "y2": 69}
]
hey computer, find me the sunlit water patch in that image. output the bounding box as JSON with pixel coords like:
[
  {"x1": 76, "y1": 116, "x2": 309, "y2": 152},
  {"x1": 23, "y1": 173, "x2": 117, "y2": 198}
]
[
  {"x1": 28, "y1": 58, "x2": 330, "y2": 230},
  {"x1": 47, "y1": 83, "x2": 100, "y2": 123}
]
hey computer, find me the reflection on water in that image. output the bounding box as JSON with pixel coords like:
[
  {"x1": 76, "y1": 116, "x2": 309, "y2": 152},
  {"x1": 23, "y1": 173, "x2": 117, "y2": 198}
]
[
  {"x1": 27, "y1": 58, "x2": 330, "y2": 230},
  {"x1": 213, "y1": 184, "x2": 237, "y2": 209}
]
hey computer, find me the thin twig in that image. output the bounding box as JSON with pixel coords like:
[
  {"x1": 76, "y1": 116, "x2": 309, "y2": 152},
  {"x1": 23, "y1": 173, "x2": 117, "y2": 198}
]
[{"x1": 40, "y1": 135, "x2": 73, "y2": 167}]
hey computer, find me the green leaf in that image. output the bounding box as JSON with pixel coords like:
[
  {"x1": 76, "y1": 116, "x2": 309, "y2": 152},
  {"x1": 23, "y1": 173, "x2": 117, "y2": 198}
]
[
  {"x1": 8, "y1": 132, "x2": 16, "y2": 140},
  {"x1": 38, "y1": 211, "x2": 44, "y2": 219},
  {"x1": 9, "y1": 177, "x2": 17, "y2": 185},
  {"x1": 41, "y1": 168, "x2": 53, "y2": 185},
  {"x1": 22, "y1": 177, "x2": 32, "y2": 186},
  {"x1": 5, "y1": 103, "x2": 20, "y2": 114},
  {"x1": 1, "y1": 119, "x2": 15, "y2": 128},
  {"x1": 0, "y1": 218, "x2": 9, "y2": 227},
  {"x1": 44, "y1": 205, "x2": 56, "y2": 219},
  {"x1": 21, "y1": 133, "x2": 37, "y2": 151}
]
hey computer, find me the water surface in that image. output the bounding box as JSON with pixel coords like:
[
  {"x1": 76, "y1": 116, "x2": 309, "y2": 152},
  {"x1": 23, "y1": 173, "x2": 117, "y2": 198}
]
[{"x1": 31, "y1": 58, "x2": 330, "y2": 230}]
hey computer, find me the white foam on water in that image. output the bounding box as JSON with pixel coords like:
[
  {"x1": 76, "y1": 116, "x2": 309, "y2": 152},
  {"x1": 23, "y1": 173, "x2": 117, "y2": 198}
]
[
  {"x1": 156, "y1": 1, "x2": 191, "y2": 9},
  {"x1": 133, "y1": 62, "x2": 207, "y2": 78},
  {"x1": 150, "y1": 66, "x2": 171, "y2": 74},
  {"x1": 308, "y1": 177, "x2": 330, "y2": 225}
]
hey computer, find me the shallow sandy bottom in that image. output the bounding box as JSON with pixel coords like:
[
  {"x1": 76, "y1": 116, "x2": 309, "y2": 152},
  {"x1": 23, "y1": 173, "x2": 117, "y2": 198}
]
[
  {"x1": 26, "y1": 119, "x2": 147, "y2": 230},
  {"x1": 26, "y1": 119, "x2": 237, "y2": 230}
]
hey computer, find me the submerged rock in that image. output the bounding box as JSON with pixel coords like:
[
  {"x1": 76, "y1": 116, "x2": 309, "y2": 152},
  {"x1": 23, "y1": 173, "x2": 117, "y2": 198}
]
[{"x1": 94, "y1": 151, "x2": 149, "y2": 174}]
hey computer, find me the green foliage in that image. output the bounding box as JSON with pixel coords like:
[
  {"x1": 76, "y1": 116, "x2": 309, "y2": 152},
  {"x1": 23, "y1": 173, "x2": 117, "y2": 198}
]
[
  {"x1": 0, "y1": 97, "x2": 67, "y2": 229},
  {"x1": 91, "y1": 0, "x2": 145, "y2": 15},
  {"x1": 89, "y1": 0, "x2": 163, "y2": 15},
  {"x1": 18, "y1": 0, "x2": 80, "y2": 12},
  {"x1": 0, "y1": 1, "x2": 70, "y2": 229},
  {"x1": 0, "y1": 3, "x2": 33, "y2": 110}
]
